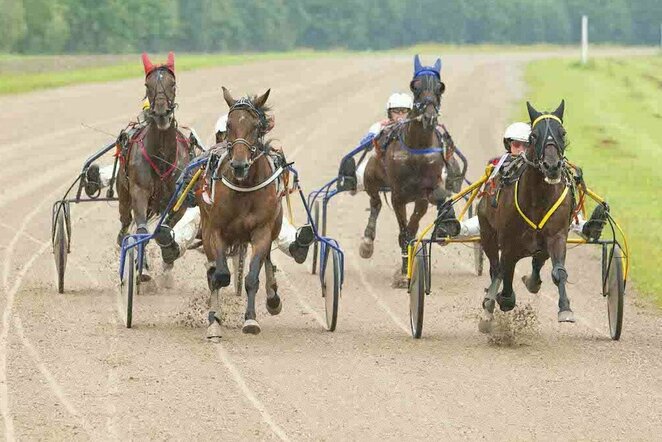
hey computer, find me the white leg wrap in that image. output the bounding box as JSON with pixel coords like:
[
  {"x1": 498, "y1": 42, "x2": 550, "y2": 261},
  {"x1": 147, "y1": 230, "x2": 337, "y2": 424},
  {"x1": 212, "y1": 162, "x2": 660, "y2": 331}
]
[
  {"x1": 99, "y1": 164, "x2": 115, "y2": 188},
  {"x1": 172, "y1": 207, "x2": 201, "y2": 257},
  {"x1": 276, "y1": 216, "x2": 297, "y2": 256},
  {"x1": 460, "y1": 216, "x2": 481, "y2": 237}
]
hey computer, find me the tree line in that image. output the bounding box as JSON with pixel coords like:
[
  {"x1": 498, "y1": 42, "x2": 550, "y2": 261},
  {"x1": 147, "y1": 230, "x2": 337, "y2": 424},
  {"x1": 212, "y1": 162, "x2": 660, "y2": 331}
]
[{"x1": 1, "y1": 0, "x2": 660, "y2": 54}]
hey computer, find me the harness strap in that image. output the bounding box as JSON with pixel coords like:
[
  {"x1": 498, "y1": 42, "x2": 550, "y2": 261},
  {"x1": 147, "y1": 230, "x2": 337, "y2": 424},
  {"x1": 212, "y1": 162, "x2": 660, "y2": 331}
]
[
  {"x1": 514, "y1": 180, "x2": 569, "y2": 230},
  {"x1": 221, "y1": 167, "x2": 284, "y2": 193},
  {"x1": 531, "y1": 114, "x2": 562, "y2": 129}
]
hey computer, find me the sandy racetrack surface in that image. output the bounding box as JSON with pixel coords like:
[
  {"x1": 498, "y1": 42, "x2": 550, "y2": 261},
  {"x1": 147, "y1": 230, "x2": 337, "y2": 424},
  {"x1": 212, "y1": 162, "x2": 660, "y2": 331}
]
[{"x1": 1, "y1": 51, "x2": 661, "y2": 440}]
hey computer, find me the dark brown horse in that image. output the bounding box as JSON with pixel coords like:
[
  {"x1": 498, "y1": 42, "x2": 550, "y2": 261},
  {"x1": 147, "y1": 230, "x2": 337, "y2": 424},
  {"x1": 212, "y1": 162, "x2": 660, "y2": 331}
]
[
  {"x1": 201, "y1": 87, "x2": 283, "y2": 338},
  {"x1": 360, "y1": 55, "x2": 454, "y2": 287},
  {"x1": 477, "y1": 100, "x2": 575, "y2": 331},
  {"x1": 116, "y1": 52, "x2": 191, "y2": 275}
]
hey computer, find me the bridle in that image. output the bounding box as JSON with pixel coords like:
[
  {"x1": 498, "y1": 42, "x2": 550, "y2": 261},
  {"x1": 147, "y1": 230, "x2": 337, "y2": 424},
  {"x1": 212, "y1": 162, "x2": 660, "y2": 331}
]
[
  {"x1": 410, "y1": 73, "x2": 442, "y2": 116},
  {"x1": 227, "y1": 97, "x2": 269, "y2": 162},
  {"x1": 523, "y1": 114, "x2": 566, "y2": 170},
  {"x1": 145, "y1": 68, "x2": 177, "y2": 119}
]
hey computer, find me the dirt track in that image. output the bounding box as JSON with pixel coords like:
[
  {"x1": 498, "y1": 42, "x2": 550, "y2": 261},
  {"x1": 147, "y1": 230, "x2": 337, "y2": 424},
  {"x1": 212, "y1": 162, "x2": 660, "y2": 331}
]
[{"x1": 1, "y1": 51, "x2": 661, "y2": 441}]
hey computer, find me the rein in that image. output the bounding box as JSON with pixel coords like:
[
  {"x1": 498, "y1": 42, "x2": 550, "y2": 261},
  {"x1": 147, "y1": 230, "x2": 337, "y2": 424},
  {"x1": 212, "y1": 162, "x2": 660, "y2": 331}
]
[
  {"x1": 514, "y1": 180, "x2": 569, "y2": 230},
  {"x1": 220, "y1": 165, "x2": 284, "y2": 193}
]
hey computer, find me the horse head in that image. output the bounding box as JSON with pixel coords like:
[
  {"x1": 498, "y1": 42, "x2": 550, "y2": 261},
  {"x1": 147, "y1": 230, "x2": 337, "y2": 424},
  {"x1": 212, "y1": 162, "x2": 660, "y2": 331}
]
[
  {"x1": 222, "y1": 86, "x2": 271, "y2": 181},
  {"x1": 142, "y1": 52, "x2": 177, "y2": 130},
  {"x1": 526, "y1": 100, "x2": 567, "y2": 184},
  {"x1": 410, "y1": 54, "x2": 445, "y2": 130}
]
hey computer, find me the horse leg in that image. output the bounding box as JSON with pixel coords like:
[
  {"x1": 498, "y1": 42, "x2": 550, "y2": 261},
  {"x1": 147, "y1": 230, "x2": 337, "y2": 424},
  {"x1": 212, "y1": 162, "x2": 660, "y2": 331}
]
[
  {"x1": 130, "y1": 185, "x2": 152, "y2": 281},
  {"x1": 546, "y1": 233, "x2": 574, "y2": 322},
  {"x1": 264, "y1": 251, "x2": 282, "y2": 316},
  {"x1": 360, "y1": 187, "x2": 382, "y2": 259},
  {"x1": 496, "y1": 255, "x2": 517, "y2": 312},
  {"x1": 522, "y1": 251, "x2": 548, "y2": 294},
  {"x1": 117, "y1": 179, "x2": 132, "y2": 247},
  {"x1": 243, "y1": 228, "x2": 271, "y2": 334},
  {"x1": 478, "y1": 211, "x2": 502, "y2": 333},
  {"x1": 406, "y1": 198, "x2": 429, "y2": 239},
  {"x1": 205, "y1": 230, "x2": 230, "y2": 339},
  {"x1": 390, "y1": 195, "x2": 410, "y2": 288}
]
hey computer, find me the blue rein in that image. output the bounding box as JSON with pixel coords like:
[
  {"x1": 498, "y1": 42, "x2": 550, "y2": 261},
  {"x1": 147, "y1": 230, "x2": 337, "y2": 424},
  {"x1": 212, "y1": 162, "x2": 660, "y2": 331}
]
[{"x1": 396, "y1": 128, "x2": 444, "y2": 155}]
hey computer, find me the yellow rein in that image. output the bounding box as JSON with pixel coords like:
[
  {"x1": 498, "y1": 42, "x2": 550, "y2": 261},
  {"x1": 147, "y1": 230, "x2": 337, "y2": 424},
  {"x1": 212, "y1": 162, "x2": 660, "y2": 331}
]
[{"x1": 514, "y1": 180, "x2": 569, "y2": 230}]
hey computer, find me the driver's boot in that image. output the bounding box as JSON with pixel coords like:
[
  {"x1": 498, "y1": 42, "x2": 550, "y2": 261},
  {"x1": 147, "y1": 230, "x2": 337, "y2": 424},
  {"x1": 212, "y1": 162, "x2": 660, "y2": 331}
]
[
  {"x1": 432, "y1": 203, "x2": 461, "y2": 239},
  {"x1": 288, "y1": 224, "x2": 314, "y2": 264},
  {"x1": 83, "y1": 164, "x2": 101, "y2": 198},
  {"x1": 582, "y1": 204, "x2": 608, "y2": 241},
  {"x1": 337, "y1": 157, "x2": 357, "y2": 192}
]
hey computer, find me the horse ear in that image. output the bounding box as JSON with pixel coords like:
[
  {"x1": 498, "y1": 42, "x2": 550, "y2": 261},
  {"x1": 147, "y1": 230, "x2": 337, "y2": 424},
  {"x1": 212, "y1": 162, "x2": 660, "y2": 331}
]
[
  {"x1": 553, "y1": 99, "x2": 565, "y2": 121},
  {"x1": 254, "y1": 88, "x2": 271, "y2": 109},
  {"x1": 141, "y1": 52, "x2": 155, "y2": 76},
  {"x1": 166, "y1": 51, "x2": 175, "y2": 74},
  {"x1": 433, "y1": 58, "x2": 442, "y2": 73},
  {"x1": 222, "y1": 86, "x2": 236, "y2": 108},
  {"x1": 414, "y1": 54, "x2": 422, "y2": 73},
  {"x1": 526, "y1": 101, "x2": 542, "y2": 122}
]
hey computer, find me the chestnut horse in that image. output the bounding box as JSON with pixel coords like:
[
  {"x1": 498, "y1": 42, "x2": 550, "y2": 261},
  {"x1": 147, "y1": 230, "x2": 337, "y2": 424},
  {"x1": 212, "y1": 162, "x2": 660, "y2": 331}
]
[
  {"x1": 360, "y1": 55, "x2": 453, "y2": 287},
  {"x1": 116, "y1": 52, "x2": 191, "y2": 276},
  {"x1": 477, "y1": 100, "x2": 575, "y2": 331},
  {"x1": 201, "y1": 87, "x2": 283, "y2": 338}
]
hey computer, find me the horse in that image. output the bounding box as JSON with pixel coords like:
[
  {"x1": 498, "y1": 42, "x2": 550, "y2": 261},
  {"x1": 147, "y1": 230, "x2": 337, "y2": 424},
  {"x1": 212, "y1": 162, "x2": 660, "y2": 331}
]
[
  {"x1": 477, "y1": 100, "x2": 575, "y2": 331},
  {"x1": 201, "y1": 87, "x2": 283, "y2": 338},
  {"x1": 360, "y1": 55, "x2": 455, "y2": 287},
  {"x1": 116, "y1": 52, "x2": 191, "y2": 277}
]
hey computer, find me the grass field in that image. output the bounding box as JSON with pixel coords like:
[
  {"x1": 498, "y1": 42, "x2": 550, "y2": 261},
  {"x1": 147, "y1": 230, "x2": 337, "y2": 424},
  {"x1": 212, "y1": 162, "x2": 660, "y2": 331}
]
[
  {"x1": 521, "y1": 55, "x2": 662, "y2": 305},
  {"x1": 0, "y1": 50, "x2": 340, "y2": 95}
]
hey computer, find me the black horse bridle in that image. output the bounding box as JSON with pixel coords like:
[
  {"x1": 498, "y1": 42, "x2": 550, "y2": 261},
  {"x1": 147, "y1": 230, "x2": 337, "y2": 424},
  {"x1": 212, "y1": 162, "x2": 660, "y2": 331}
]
[
  {"x1": 145, "y1": 67, "x2": 177, "y2": 118},
  {"x1": 227, "y1": 97, "x2": 269, "y2": 157},
  {"x1": 525, "y1": 114, "x2": 566, "y2": 168},
  {"x1": 410, "y1": 73, "x2": 444, "y2": 115}
]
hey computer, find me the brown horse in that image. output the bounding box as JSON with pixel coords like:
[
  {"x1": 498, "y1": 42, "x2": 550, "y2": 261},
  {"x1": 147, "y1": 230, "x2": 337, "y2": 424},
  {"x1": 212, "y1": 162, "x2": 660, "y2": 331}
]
[
  {"x1": 360, "y1": 55, "x2": 455, "y2": 286},
  {"x1": 116, "y1": 52, "x2": 191, "y2": 275},
  {"x1": 201, "y1": 87, "x2": 283, "y2": 338},
  {"x1": 477, "y1": 100, "x2": 575, "y2": 330}
]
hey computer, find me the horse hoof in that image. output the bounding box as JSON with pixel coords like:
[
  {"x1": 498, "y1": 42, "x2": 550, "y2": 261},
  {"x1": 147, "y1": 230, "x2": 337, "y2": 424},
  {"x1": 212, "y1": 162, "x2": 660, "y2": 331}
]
[
  {"x1": 558, "y1": 310, "x2": 575, "y2": 323},
  {"x1": 140, "y1": 272, "x2": 152, "y2": 283},
  {"x1": 359, "y1": 239, "x2": 374, "y2": 259},
  {"x1": 266, "y1": 295, "x2": 282, "y2": 316},
  {"x1": 478, "y1": 319, "x2": 493, "y2": 334},
  {"x1": 496, "y1": 291, "x2": 516, "y2": 312},
  {"x1": 391, "y1": 273, "x2": 408, "y2": 289},
  {"x1": 161, "y1": 270, "x2": 174, "y2": 289},
  {"x1": 521, "y1": 275, "x2": 542, "y2": 294},
  {"x1": 213, "y1": 270, "x2": 231, "y2": 288},
  {"x1": 206, "y1": 321, "x2": 222, "y2": 340},
  {"x1": 242, "y1": 319, "x2": 261, "y2": 335}
]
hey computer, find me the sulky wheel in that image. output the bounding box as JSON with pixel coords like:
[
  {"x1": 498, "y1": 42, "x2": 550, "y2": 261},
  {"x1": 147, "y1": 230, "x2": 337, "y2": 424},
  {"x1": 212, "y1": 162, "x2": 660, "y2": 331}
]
[
  {"x1": 52, "y1": 202, "x2": 69, "y2": 294},
  {"x1": 321, "y1": 246, "x2": 340, "y2": 332},
  {"x1": 233, "y1": 244, "x2": 247, "y2": 296},
  {"x1": 119, "y1": 238, "x2": 139, "y2": 328},
  {"x1": 604, "y1": 247, "x2": 625, "y2": 340},
  {"x1": 408, "y1": 248, "x2": 427, "y2": 339},
  {"x1": 311, "y1": 200, "x2": 320, "y2": 275}
]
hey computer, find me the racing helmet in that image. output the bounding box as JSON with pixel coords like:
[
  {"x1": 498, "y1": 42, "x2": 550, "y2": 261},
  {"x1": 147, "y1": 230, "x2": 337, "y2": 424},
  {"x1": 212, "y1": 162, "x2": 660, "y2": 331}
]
[
  {"x1": 386, "y1": 93, "x2": 413, "y2": 112},
  {"x1": 503, "y1": 122, "x2": 531, "y2": 151}
]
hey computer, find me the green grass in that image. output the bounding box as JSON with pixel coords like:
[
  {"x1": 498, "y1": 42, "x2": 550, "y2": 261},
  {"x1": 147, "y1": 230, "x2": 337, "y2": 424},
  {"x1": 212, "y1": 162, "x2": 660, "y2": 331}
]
[
  {"x1": 0, "y1": 50, "x2": 345, "y2": 95},
  {"x1": 520, "y1": 55, "x2": 662, "y2": 305}
]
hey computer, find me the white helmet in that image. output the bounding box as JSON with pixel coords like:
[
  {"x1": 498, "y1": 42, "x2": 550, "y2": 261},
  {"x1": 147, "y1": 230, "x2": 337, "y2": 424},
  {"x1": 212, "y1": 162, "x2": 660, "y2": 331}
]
[
  {"x1": 386, "y1": 93, "x2": 413, "y2": 111},
  {"x1": 503, "y1": 122, "x2": 531, "y2": 142},
  {"x1": 215, "y1": 114, "x2": 228, "y2": 133}
]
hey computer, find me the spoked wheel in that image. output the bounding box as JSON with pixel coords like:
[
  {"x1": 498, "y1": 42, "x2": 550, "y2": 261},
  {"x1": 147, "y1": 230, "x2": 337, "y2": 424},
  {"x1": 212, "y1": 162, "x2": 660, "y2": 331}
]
[
  {"x1": 233, "y1": 244, "x2": 247, "y2": 296},
  {"x1": 311, "y1": 200, "x2": 320, "y2": 275},
  {"x1": 52, "y1": 202, "x2": 69, "y2": 294},
  {"x1": 604, "y1": 247, "x2": 625, "y2": 340},
  {"x1": 119, "y1": 238, "x2": 139, "y2": 328},
  {"x1": 408, "y1": 248, "x2": 427, "y2": 339},
  {"x1": 468, "y1": 203, "x2": 483, "y2": 276},
  {"x1": 321, "y1": 246, "x2": 341, "y2": 332}
]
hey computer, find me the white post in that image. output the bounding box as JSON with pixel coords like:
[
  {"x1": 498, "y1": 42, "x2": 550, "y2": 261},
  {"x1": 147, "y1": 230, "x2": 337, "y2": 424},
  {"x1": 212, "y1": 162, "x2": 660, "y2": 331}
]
[{"x1": 581, "y1": 15, "x2": 588, "y2": 64}]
